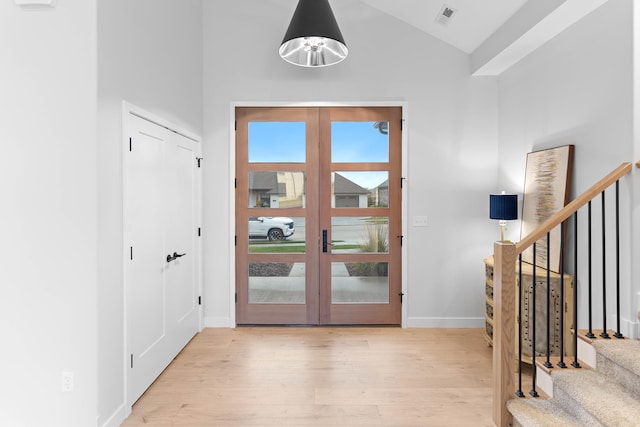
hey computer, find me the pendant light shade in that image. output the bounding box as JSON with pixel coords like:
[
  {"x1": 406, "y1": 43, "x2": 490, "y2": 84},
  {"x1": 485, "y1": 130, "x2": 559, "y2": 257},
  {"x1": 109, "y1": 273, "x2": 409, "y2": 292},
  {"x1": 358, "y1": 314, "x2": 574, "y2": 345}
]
[{"x1": 279, "y1": 0, "x2": 348, "y2": 67}]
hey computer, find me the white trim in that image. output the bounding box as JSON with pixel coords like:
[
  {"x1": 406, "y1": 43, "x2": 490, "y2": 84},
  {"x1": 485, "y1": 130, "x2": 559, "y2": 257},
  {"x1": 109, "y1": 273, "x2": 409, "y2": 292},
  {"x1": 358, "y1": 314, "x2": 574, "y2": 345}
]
[
  {"x1": 629, "y1": 321, "x2": 639, "y2": 341},
  {"x1": 619, "y1": 317, "x2": 639, "y2": 340},
  {"x1": 98, "y1": 404, "x2": 126, "y2": 427},
  {"x1": 536, "y1": 369, "x2": 554, "y2": 398},
  {"x1": 204, "y1": 317, "x2": 235, "y2": 328},
  {"x1": 406, "y1": 317, "x2": 485, "y2": 328},
  {"x1": 229, "y1": 104, "x2": 237, "y2": 327},
  {"x1": 122, "y1": 102, "x2": 201, "y2": 143},
  {"x1": 577, "y1": 338, "x2": 597, "y2": 368},
  {"x1": 229, "y1": 101, "x2": 408, "y2": 327}
]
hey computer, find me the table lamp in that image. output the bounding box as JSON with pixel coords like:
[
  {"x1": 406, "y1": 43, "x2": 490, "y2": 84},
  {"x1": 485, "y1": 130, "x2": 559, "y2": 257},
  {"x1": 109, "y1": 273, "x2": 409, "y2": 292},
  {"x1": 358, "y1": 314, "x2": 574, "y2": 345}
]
[{"x1": 489, "y1": 193, "x2": 518, "y2": 242}]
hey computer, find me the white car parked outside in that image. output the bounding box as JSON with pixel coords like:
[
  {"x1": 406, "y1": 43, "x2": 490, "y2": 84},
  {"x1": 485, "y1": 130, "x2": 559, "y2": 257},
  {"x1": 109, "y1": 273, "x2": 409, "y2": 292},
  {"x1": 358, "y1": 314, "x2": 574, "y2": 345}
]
[{"x1": 249, "y1": 216, "x2": 295, "y2": 240}]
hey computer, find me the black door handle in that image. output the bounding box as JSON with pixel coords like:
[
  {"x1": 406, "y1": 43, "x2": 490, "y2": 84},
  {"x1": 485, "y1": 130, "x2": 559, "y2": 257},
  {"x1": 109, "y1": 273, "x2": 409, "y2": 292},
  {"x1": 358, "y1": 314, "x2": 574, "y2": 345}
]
[
  {"x1": 166, "y1": 252, "x2": 186, "y2": 263},
  {"x1": 322, "y1": 230, "x2": 328, "y2": 253}
]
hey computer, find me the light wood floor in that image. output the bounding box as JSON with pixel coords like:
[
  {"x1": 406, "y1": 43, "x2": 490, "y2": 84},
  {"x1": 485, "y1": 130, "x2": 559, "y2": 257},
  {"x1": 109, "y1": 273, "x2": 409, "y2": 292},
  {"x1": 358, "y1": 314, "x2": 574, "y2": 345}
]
[{"x1": 122, "y1": 327, "x2": 496, "y2": 426}]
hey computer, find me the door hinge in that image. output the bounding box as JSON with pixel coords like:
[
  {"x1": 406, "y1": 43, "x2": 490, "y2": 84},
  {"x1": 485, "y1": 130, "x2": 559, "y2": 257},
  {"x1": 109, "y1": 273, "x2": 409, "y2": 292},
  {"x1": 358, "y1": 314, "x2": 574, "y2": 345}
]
[
  {"x1": 399, "y1": 292, "x2": 405, "y2": 304},
  {"x1": 400, "y1": 119, "x2": 403, "y2": 131},
  {"x1": 235, "y1": 235, "x2": 237, "y2": 246},
  {"x1": 130, "y1": 354, "x2": 134, "y2": 369},
  {"x1": 196, "y1": 157, "x2": 203, "y2": 168},
  {"x1": 130, "y1": 246, "x2": 133, "y2": 260},
  {"x1": 235, "y1": 292, "x2": 238, "y2": 303},
  {"x1": 401, "y1": 177, "x2": 406, "y2": 189},
  {"x1": 397, "y1": 235, "x2": 404, "y2": 246},
  {"x1": 235, "y1": 120, "x2": 237, "y2": 131},
  {"x1": 129, "y1": 137, "x2": 132, "y2": 152},
  {"x1": 198, "y1": 296, "x2": 202, "y2": 305},
  {"x1": 198, "y1": 227, "x2": 201, "y2": 237},
  {"x1": 234, "y1": 178, "x2": 237, "y2": 189}
]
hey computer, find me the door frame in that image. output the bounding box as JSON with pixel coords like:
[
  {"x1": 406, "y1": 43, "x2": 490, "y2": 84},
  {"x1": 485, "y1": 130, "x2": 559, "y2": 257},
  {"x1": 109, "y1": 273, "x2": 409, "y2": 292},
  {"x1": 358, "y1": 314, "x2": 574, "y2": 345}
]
[
  {"x1": 122, "y1": 101, "x2": 203, "y2": 411},
  {"x1": 229, "y1": 101, "x2": 408, "y2": 327}
]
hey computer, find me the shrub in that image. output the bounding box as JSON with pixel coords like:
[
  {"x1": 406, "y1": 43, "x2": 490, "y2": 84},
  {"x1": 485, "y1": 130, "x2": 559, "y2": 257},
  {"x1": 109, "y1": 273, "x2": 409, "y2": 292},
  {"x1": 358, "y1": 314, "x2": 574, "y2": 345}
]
[{"x1": 347, "y1": 222, "x2": 388, "y2": 276}]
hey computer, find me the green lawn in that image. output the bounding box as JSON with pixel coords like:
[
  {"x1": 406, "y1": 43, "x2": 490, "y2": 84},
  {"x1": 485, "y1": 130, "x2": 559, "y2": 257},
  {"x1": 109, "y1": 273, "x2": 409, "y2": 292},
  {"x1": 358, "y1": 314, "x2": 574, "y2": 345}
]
[{"x1": 249, "y1": 242, "x2": 360, "y2": 253}]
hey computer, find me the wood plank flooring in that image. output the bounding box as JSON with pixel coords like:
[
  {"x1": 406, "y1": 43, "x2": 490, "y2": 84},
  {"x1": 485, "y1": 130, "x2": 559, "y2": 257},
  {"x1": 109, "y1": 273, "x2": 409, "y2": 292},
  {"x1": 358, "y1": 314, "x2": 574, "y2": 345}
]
[{"x1": 121, "y1": 327, "x2": 495, "y2": 426}]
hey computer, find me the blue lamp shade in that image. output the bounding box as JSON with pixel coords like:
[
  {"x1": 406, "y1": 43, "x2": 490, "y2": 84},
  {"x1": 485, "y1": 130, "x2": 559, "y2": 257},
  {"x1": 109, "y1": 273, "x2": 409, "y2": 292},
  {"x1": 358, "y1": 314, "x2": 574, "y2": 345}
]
[{"x1": 489, "y1": 194, "x2": 518, "y2": 220}]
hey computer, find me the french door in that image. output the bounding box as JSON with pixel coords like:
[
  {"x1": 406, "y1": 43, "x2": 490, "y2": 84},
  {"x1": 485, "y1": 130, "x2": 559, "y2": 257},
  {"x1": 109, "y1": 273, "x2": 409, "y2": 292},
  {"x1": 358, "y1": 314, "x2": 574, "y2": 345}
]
[{"x1": 235, "y1": 106, "x2": 402, "y2": 325}]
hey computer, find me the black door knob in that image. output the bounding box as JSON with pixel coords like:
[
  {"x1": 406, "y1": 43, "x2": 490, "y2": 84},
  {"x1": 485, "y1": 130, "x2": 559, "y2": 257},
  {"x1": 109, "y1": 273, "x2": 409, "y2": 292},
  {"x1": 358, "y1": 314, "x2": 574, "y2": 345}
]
[{"x1": 167, "y1": 252, "x2": 187, "y2": 263}]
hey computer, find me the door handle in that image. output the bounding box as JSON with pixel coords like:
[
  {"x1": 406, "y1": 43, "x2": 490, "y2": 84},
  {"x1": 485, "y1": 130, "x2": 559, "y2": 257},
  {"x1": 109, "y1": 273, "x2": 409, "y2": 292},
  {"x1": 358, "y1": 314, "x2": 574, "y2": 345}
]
[
  {"x1": 166, "y1": 252, "x2": 186, "y2": 263},
  {"x1": 322, "y1": 229, "x2": 328, "y2": 253}
]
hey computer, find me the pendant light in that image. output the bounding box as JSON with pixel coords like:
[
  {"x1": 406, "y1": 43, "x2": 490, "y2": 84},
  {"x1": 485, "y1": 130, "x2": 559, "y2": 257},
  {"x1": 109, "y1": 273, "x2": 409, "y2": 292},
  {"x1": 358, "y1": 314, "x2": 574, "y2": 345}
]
[{"x1": 279, "y1": 0, "x2": 348, "y2": 67}]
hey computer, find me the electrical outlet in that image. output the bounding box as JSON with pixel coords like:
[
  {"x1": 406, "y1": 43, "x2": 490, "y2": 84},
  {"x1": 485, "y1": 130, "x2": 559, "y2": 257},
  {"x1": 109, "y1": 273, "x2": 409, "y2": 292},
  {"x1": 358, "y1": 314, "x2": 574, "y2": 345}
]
[
  {"x1": 62, "y1": 371, "x2": 74, "y2": 392},
  {"x1": 412, "y1": 216, "x2": 429, "y2": 227}
]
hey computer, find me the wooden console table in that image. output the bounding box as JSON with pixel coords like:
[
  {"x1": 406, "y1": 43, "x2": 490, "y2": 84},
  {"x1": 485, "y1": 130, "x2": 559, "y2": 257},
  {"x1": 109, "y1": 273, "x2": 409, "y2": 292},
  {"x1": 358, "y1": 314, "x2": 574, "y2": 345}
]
[{"x1": 483, "y1": 255, "x2": 574, "y2": 362}]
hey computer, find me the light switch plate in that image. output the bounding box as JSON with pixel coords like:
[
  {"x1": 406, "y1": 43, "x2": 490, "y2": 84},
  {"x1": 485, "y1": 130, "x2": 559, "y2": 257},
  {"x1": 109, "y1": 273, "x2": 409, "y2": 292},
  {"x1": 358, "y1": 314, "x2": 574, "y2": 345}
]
[
  {"x1": 413, "y1": 216, "x2": 429, "y2": 227},
  {"x1": 15, "y1": 0, "x2": 55, "y2": 7}
]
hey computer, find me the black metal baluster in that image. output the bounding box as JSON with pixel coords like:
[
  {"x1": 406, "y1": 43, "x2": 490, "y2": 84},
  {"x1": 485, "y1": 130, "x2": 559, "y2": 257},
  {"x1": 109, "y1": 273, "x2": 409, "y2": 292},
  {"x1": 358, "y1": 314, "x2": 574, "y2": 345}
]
[
  {"x1": 516, "y1": 254, "x2": 525, "y2": 398},
  {"x1": 544, "y1": 232, "x2": 553, "y2": 369},
  {"x1": 614, "y1": 181, "x2": 624, "y2": 339},
  {"x1": 586, "y1": 201, "x2": 595, "y2": 339},
  {"x1": 558, "y1": 222, "x2": 567, "y2": 369},
  {"x1": 572, "y1": 211, "x2": 581, "y2": 368},
  {"x1": 601, "y1": 190, "x2": 610, "y2": 339},
  {"x1": 530, "y1": 243, "x2": 539, "y2": 397}
]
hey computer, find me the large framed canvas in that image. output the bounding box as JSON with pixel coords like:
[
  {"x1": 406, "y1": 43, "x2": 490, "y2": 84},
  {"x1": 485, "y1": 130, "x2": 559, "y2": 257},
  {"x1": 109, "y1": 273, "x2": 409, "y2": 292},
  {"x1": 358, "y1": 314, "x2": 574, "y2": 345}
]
[{"x1": 520, "y1": 145, "x2": 574, "y2": 272}]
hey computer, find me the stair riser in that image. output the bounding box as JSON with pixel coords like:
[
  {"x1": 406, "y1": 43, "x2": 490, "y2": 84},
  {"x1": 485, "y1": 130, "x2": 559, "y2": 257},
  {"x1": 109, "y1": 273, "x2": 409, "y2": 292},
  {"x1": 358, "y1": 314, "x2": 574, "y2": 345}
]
[
  {"x1": 552, "y1": 385, "x2": 602, "y2": 426},
  {"x1": 596, "y1": 354, "x2": 640, "y2": 397}
]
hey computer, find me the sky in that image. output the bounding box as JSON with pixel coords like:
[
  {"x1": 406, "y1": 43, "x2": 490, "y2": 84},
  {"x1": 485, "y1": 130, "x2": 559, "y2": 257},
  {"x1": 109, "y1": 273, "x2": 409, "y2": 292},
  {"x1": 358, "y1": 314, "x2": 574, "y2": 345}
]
[{"x1": 248, "y1": 121, "x2": 389, "y2": 189}]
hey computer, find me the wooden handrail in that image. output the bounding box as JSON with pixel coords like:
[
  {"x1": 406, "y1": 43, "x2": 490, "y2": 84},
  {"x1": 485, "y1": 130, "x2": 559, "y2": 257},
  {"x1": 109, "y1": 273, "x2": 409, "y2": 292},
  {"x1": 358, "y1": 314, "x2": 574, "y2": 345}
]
[
  {"x1": 492, "y1": 161, "x2": 633, "y2": 427},
  {"x1": 516, "y1": 163, "x2": 632, "y2": 253}
]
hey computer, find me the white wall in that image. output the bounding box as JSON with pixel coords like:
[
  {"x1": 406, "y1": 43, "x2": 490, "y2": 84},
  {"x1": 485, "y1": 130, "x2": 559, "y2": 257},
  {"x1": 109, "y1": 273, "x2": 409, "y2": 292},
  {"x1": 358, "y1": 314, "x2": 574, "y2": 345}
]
[
  {"x1": 0, "y1": 2, "x2": 98, "y2": 426},
  {"x1": 97, "y1": 1, "x2": 202, "y2": 425},
  {"x1": 203, "y1": 0, "x2": 499, "y2": 327},
  {"x1": 497, "y1": 0, "x2": 639, "y2": 336}
]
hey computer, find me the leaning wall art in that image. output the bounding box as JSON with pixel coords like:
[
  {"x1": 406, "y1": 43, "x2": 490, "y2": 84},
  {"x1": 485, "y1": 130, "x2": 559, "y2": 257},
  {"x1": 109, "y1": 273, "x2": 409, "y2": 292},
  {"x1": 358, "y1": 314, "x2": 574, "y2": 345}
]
[{"x1": 520, "y1": 145, "x2": 574, "y2": 273}]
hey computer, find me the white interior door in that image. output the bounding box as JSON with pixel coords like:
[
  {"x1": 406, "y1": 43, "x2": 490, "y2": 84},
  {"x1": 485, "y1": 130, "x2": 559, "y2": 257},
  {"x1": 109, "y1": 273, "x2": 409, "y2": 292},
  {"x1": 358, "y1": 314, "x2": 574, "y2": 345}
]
[
  {"x1": 164, "y1": 131, "x2": 200, "y2": 356},
  {"x1": 124, "y1": 109, "x2": 201, "y2": 407}
]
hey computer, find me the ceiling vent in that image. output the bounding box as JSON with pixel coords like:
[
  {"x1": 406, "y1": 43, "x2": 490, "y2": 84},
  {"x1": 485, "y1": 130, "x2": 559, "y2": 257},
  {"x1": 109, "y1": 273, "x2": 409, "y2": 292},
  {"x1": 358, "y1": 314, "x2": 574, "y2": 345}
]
[{"x1": 435, "y1": 4, "x2": 457, "y2": 26}]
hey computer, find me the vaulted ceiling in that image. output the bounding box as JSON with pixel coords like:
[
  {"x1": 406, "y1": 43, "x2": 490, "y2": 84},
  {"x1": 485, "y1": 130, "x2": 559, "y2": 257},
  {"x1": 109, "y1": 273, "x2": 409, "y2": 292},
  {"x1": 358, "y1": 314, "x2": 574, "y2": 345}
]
[
  {"x1": 358, "y1": 0, "x2": 610, "y2": 75},
  {"x1": 360, "y1": 0, "x2": 528, "y2": 54}
]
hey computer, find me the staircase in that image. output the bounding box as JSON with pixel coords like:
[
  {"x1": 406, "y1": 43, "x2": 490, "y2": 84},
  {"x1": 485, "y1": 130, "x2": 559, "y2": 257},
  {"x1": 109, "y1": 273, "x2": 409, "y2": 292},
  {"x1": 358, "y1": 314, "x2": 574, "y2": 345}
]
[
  {"x1": 491, "y1": 163, "x2": 637, "y2": 427},
  {"x1": 508, "y1": 334, "x2": 640, "y2": 426}
]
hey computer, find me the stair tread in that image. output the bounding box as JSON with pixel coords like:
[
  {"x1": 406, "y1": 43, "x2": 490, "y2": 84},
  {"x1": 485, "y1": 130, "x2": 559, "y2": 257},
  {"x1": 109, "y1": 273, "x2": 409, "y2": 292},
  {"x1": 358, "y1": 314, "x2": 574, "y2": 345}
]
[
  {"x1": 552, "y1": 368, "x2": 640, "y2": 426},
  {"x1": 507, "y1": 398, "x2": 594, "y2": 427},
  {"x1": 592, "y1": 338, "x2": 640, "y2": 377}
]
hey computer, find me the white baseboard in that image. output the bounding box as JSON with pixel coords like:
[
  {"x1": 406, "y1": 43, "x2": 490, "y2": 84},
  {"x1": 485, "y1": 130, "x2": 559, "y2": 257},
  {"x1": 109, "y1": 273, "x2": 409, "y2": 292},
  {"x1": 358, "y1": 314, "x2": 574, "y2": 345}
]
[
  {"x1": 627, "y1": 322, "x2": 640, "y2": 340},
  {"x1": 406, "y1": 317, "x2": 485, "y2": 328},
  {"x1": 204, "y1": 316, "x2": 234, "y2": 327},
  {"x1": 621, "y1": 318, "x2": 638, "y2": 340},
  {"x1": 99, "y1": 403, "x2": 126, "y2": 427},
  {"x1": 204, "y1": 316, "x2": 483, "y2": 329}
]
